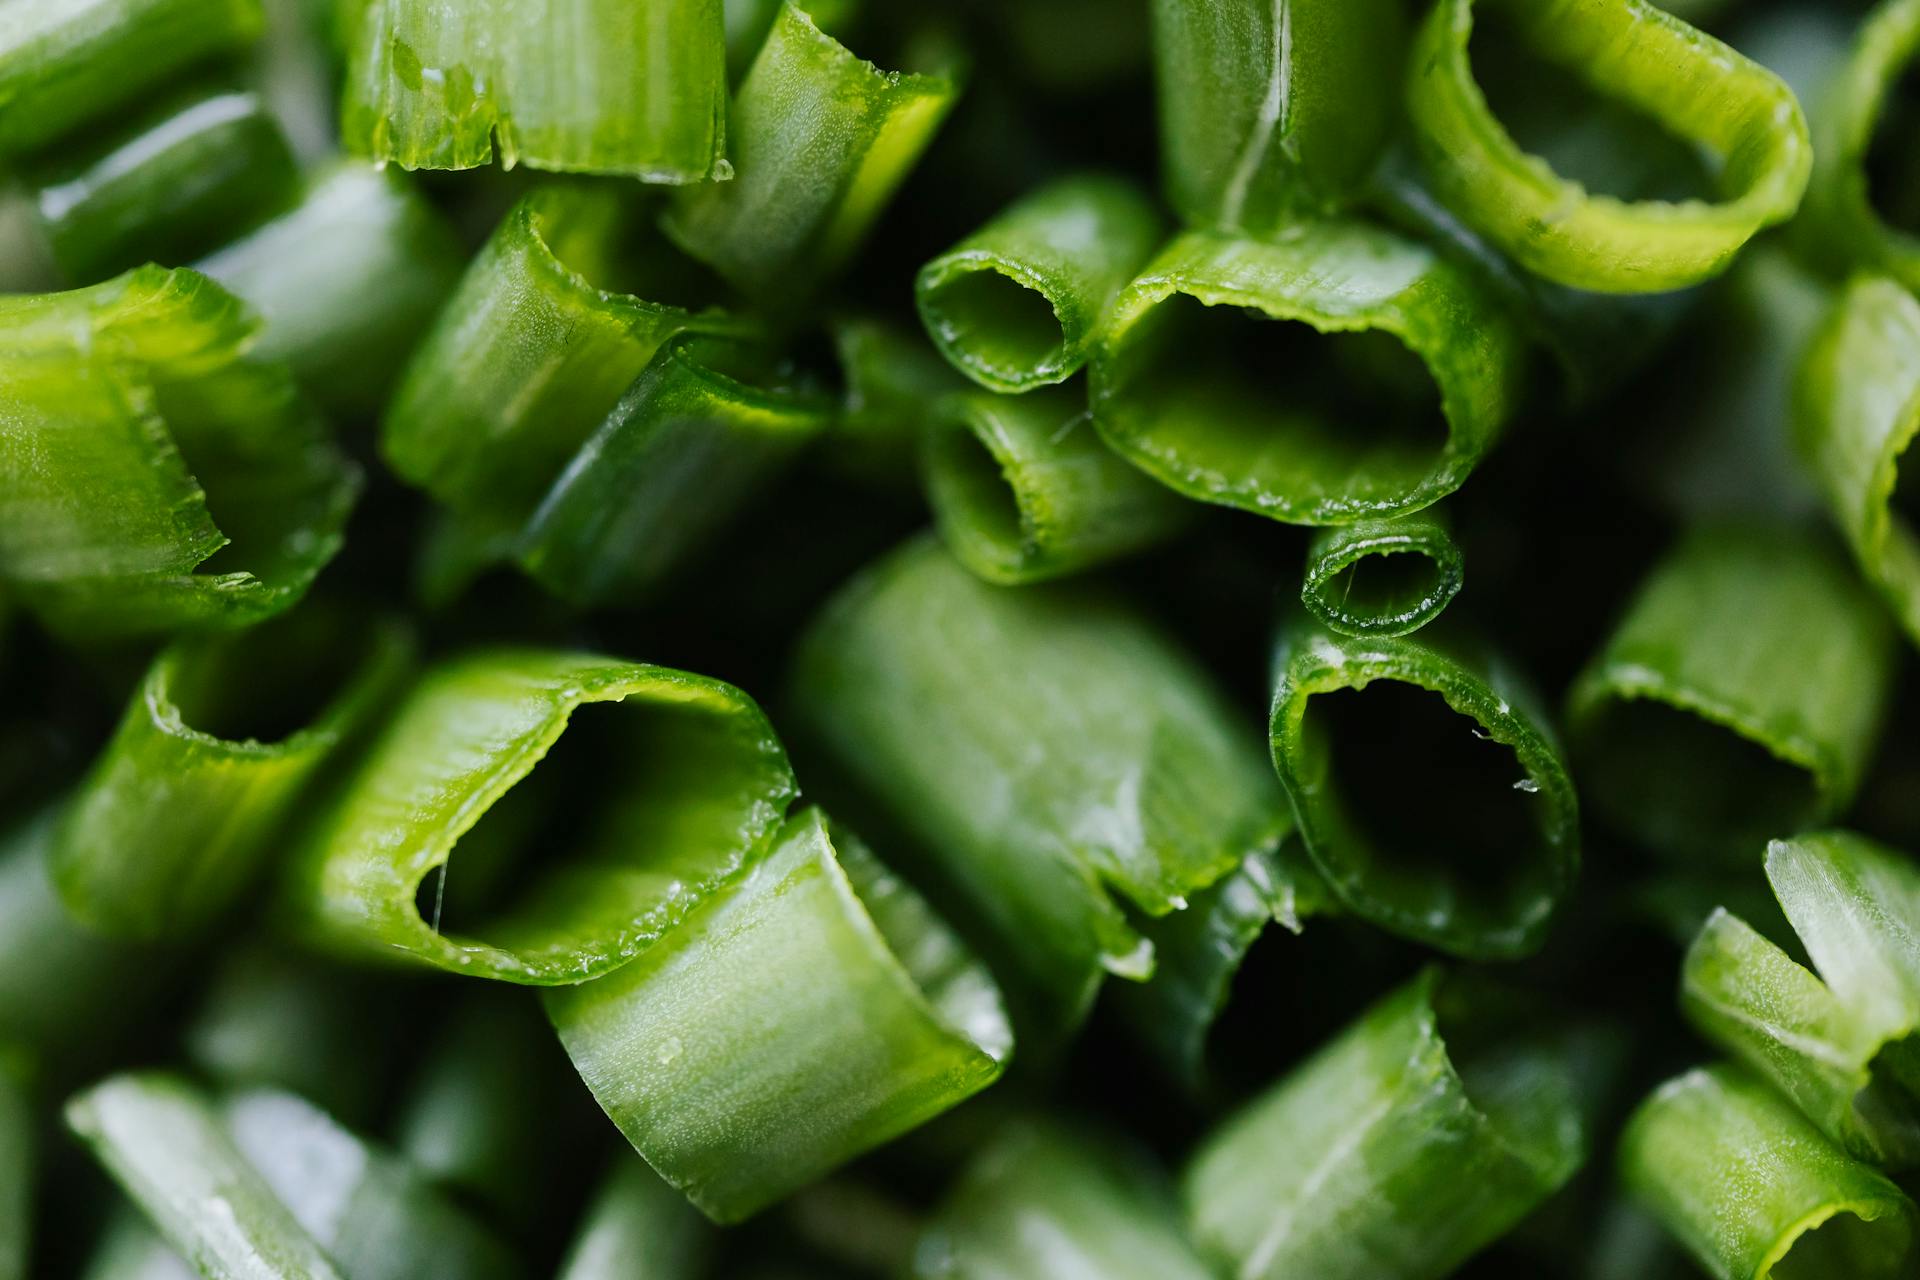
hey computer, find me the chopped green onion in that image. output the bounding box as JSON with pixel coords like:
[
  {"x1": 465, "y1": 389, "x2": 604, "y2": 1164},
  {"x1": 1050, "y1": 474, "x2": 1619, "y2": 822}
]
[
  {"x1": 558, "y1": 1157, "x2": 712, "y2": 1280},
  {"x1": 826, "y1": 314, "x2": 965, "y2": 490},
  {"x1": 923, "y1": 385, "x2": 1192, "y2": 585},
  {"x1": 915, "y1": 174, "x2": 1163, "y2": 392},
  {"x1": 0, "y1": 1064, "x2": 25, "y2": 1280},
  {"x1": 1299, "y1": 510, "x2": 1464, "y2": 638},
  {"x1": 340, "y1": 0, "x2": 728, "y2": 179},
  {"x1": 546, "y1": 807, "x2": 1011, "y2": 1223},
  {"x1": 1089, "y1": 222, "x2": 1525, "y2": 525},
  {"x1": 1269, "y1": 618, "x2": 1579, "y2": 959},
  {"x1": 281, "y1": 648, "x2": 797, "y2": 984},
  {"x1": 1405, "y1": 0, "x2": 1811, "y2": 293},
  {"x1": 52, "y1": 613, "x2": 412, "y2": 940},
  {"x1": 1185, "y1": 969, "x2": 1586, "y2": 1280},
  {"x1": 1151, "y1": 0, "x2": 1406, "y2": 231},
  {"x1": 1566, "y1": 525, "x2": 1895, "y2": 862},
  {"x1": 1621, "y1": 1064, "x2": 1918, "y2": 1280},
  {"x1": 664, "y1": 2, "x2": 959, "y2": 299}
]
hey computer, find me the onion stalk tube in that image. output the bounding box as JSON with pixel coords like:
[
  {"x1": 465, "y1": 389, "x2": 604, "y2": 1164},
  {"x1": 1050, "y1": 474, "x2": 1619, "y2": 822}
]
[
  {"x1": 547, "y1": 808, "x2": 1012, "y2": 1223},
  {"x1": 1299, "y1": 510, "x2": 1463, "y2": 638},
  {"x1": 341, "y1": 0, "x2": 727, "y2": 179},
  {"x1": 1567, "y1": 525, "x2": 1894, "y2": 862},
  {"x1": 915, "y1": 174, "x2": 1163, "y2": 392},
  {"x1": 1185, "y1": 969, "x2": 1587, "y2": 1280},
  {"x1": 557, "y1": 1157, "x2": 712, "y2": 1280},
  {"x1": 1089, "y1": 223, "x2": 1525, "y2": 525},
  {"x1": 1621, "y1": 1064, "x2": 1918, "y2": 1280},
  {"x1": 1269, "y1": 618, "x2": 1579, "y2": 959},
  {"x1": 923, "y1": 386, "x2": 1192, "y2": 585},
  {"x1": 281, "y1": 648, "x2": 797, "y2": 984},
  {"x1": 52, "y1": 613, "x2": 413, "y2": 940},
  {"x1": 791, "y1": 537, "x2": 1290, "y2": 1030},
  {"x1": 664, "y1": 3, "x2": 959, "y2": 299},
  {"x1": 1405, "y1": 0, "x2": 1811, "y2": 293}
]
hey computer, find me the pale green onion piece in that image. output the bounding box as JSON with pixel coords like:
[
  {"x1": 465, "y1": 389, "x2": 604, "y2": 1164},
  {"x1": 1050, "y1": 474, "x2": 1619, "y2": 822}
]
[
  {"x1": 558, "y1": 1157, "x2": 713, "y2": 1280},
  {"x1": 1299, "y1": 509, "x2": 1464, "y2": 638}
]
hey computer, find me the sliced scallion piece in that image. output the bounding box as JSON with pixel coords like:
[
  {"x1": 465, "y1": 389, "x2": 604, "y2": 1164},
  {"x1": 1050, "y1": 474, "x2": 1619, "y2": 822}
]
[
  {"x1": 915, "y1": 174, "x2": 1163, "y2": 393},
  {"x1": 1299, "y1": 509, "x2": 1464, "y2": 638},
  {"x1": 1089, "y1": 223, "x2": 1525, "y2": 525},
  {"x1": 1406, "y1": 0, "x2": 1811, "y2": 293},
  {"x1": 547, "y1": 807, "x2": 1011, "y2": 1223},
  {"x1": 558, "y1": 1157, "x2": 712, "y2": 1280}
]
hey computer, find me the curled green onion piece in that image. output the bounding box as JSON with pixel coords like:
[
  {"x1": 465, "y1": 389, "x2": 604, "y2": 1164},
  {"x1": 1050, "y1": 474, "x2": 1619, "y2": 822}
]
[
  {"x1": 1566, "y1": 525, "x2": 1894, "y2": 862},
  {"x1": 52, "y1": 613, "x2": 412, "y2": 940},
  {"x1": 341, "y1": 0, "x2": 727, "y2": 179},
  {"x1": 0, "y1": 0, "x2": 264, "y2": 161},
  {"x1": 913, "y1": 1121, "x2": 1213, "y2": 1280},
  {"x1": 0, "y1": 1066, "x2": 24, "y2": 1280},
  {"x1": 547, "y1": 807, "x2": 1011, "y2": 1223},
  {"x1": 1269, "y1": 618, "x2": 1579, "y2": 959},
  {"x1": 923, "y1": 385, "x2": 1192, "y2": 585},
  {"x1": 383, "y1": 187, "x2": 736, "y2": 528},
  {"x1": 792, "y1": 536, "x2": 1289, "y2": 1030},
  {"x1": 1405, "y1": 0, "x2": 1810, "y2": 293},
  {"x1": 558, "y1": 1157, "x2": 712, "y2": 1280},
  {"x1": 1621, "y1": 1064, "x2": 1918, "y2": 1280},
  {"x1": 664, "y1": 2, "x2": 959, "y2": 299},
  {"x1": 1795, "y1": 276, "x2": 1920, "y2": 645},
  {"x1": 197, "y1": 161, "x2": 466, "y2": 418},
  {"x1": 1299, "y1": 510, "x2": 1463, "y2": 638},
  {"x1": 0, "y1": 266, "x2": 358, "y2": 639},
  {"x1": 1151, "y1": 0, "x2": 1405, "y2": 230},
  {"x1": 282, "y1": 647, "x2": 796, "y2": 984},
  {"x1": 25, "y1": 85, "x2": 298, "y2": 285},
  {"x1": 915, "y1": 174, "x2": 1164, "y2": 392},
  {"x1": 1089, "y1": 222, "x2": 1525, "y2": 525},
  {"x1": 1683, "y1": 831, "x2": 1920, "y2": 1167},
  {"x1": 1185, "y1": 969, "x2": 1586, "y2": 1280},
  {"x1": 516, "y1": 335, "x2": 834, "y2": 605}
]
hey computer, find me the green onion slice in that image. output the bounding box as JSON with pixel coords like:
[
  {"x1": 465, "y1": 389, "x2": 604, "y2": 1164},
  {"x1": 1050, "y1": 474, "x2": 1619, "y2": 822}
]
[
  {"x1": 282, "y1": 647, "x2": 796, "y2": 984},
  {"x1": 663, "y1": 2, "x2": 959, "y2": 300},
  {"x1": 1089, "y1": 222, "x2": 1525, "y2": 525},
  {"x1": 558, "y1": 1157, "x2": 712, "y2": 1280},
  {"x1": 1621, "y1": 1063, "x2": 1918, "y2": 1280},
  {"x1": 923, "y1": 385, "x2": 1192, "y2": 585},
  {"x1": 1185, "y1": 968, "x2": 1587, "y2": 1280},
  {"x1": 915, "y1": 174, "x2": 1164, "y2": 393},
  {"x1": 341, "y1": 0, "x2": 727, "y2": 179},
  {"x1": 1269, "y1": 618, "x2": 1579, "y2": 959},
  {"x1": 546, "y1": 807, "x2": 1011, "y2": 1223},
  {"x1": 1567, "y1": 524, "x2": 1895, "y2": 862},
  {"x1": 1299, "y1": 509, "x2": 1464, "y2": 638},
  {"x1": 1406, "y1": 0, "x2": 1811, "y2": 293},
  {"x1": 0, "y1": 266, "x2": 358, "y2": 639}
]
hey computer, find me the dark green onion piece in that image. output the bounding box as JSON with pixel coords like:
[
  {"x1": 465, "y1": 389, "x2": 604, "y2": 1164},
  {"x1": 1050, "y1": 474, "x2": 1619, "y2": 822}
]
[
  {"x1": 915, "y1": 174, "x2": 1163, "y2": 392},
  {"x1": 1185, "y1": 968, "x2": 1586, "y2": 1280},
  {"x1": 792, "y1": 536, "x2": 1289, "y2": 1029},
  {"x1": 1795, "y1": 276, "x2": 1920, "y2": 645},
  {"x1": 0, "y1": 0, "x2": 265, "y2": 161},
  {"x1": 197, "y1": 161, "x2": 466, "y2": 418},
  {"x1": 546, "y1": 807, "x2": 1011, "y2": 1223},
  {"x1": 1683, "y1": 831, "x2": 1920, "y2": 1167},
  {"x1": 1566, "y1": 525, "x2": 1895, "y2": 862},
  {"x1": 282, "y1": 648, "x2": 797, "y2": 984},
  {"x1": 52, "y1": 614, "x2": 412, "y2": 940},
  {"x1": 1299, "y1": 509, "x2": 1463, "y2": 638},
  {"x1": 0, "y1": 1065, "x2": 24, "y2": 1280},
  {"x1": 0, "y1": 267, "x2": 358, "y2": 639},
  {"x1": 341, "y1": 0, "x2": 727, "y2": 179},
  {"x1": 516, "y1": 335, "x2": 834, "y2": 605},
  {"x1": 1151, "y1": 0, "x2": 1405, "y2": 230},
  {"x1": 1089, "y1": 222, "x2": 1525, "y2": 525},
  {"x1": 25, "y1": 85, "x2": 298, "y2": 284},
  {"x1": 664, "y1": 2, "x2": 960, "y2": 299},
  {"x1": 1406, "y1": 0, "x2": 1811, "y2": 293},
  {"x1": 1269, "y1": 617, "x2": 1579, "y2": 959},
  {"x1": 923, "y1": 385, "x2": 1192, "y2": 585},
  {"x1": 913, "y1": 1121, "x2": 1212, "y2": 1280},
  {"x1": 558, "y1": 1157, "x2": 712, "y2": 1280},
  {"x1": 1621, "y1": 1064, "x2": 1918, "y2": 1280}
]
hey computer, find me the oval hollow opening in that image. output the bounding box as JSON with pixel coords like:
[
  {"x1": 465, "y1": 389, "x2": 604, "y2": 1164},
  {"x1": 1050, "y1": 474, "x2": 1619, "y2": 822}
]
[
  {"x1": 1866, "y1": 58, "x2": 1920, "y2": 237},
  {"x1": 927, "y1": 420, "x2": 1025, "y2": 559},
  {"x1": 1108, "y1": 295, "x2": 1450, "y2": 513},
  {"x1": 1771, "y1": 1207, "x2": 1915, "y2": 1280},
  {"x1": 923, "y1": 266, "x2": 1068, "y2": 383},
  {"x1": 1434, "y1": 980, "x2": 1581, "y2": 1175},
  {"x1": 1313, "y1": 548, "x2": 1449, "y2": 629},
  {"x1": 1301, "y1": 680, "x2": 1558, "y2": 941},
  {"x1": 167, "y1": 611, "x2": 377, "y2": 744},
  {"x1": 1579, "y1": 696, "x2": 1820, "y2": 857}
]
